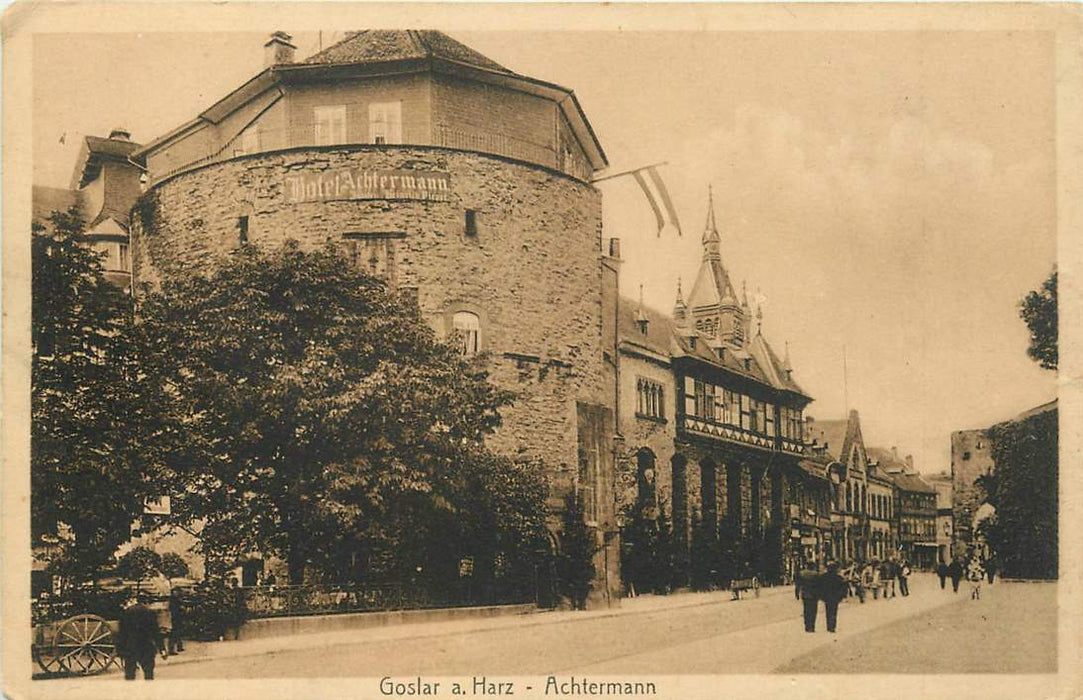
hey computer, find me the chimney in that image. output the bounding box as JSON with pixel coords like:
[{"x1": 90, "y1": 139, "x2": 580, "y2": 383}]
[
  {"x1": 108, "y1": 128, "x2": 131, "y2": 141},
  {"x1": 891, "y1": 446, "x2": 899, "y2": 462},
  {"x1": 264, "y1": 31, "x2": 297, "y2": 67}
]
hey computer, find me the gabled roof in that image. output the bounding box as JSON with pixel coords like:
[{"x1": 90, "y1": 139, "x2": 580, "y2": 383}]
[
  {"x1": 305, "y1": 30, "x2": 514, "y2": 75},
  {"x1": 618, "y1": 296, "x2": 677, "y2": 360},
  {"x1": 807, "y1": 419, "x2": 849, "y2": 462},
  {"x1": 749, "y1": 332, "x2": 809, "y2": 397}
]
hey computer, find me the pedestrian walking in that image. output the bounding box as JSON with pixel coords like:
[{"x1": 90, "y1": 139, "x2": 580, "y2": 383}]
[
  {"x1": 898, "y1": 560, "x2": 911, "y2": 597},
  {"x1": 796, "y1": 564, "x2": 822, "y2": 633},
  {"x1": 937, "y1": 561, "x2": 949, "y2": 590},
  {"x1": 117, "y1": 592, "x2": 166, "y2": 680},
  {"x1": 968, "y1": 557, "x2": 985, "y2": 600},
  {"x1": 948, "y1": 558, "x2": 964, "y2": 593},
  {"x1": 880, "y1": 559, "x2": 896, "y2": 599},
  {"x1": 985, "y1": 555, "x2": 998, "y2": 585},
  {"x1": 167, "y1": 587, "x2": 186, "y2": 656},
  {"x1": 857, "y1": 562, "x2": 874, "y2": 603},
  {"x1": 820, "y1": 561, "x2": 849, "y2": 633}
]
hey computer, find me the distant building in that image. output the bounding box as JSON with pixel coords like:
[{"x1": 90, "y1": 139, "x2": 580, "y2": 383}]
[
  {"x1": 870, "y1": 447, "x2": 937, "y2": 569},
  {"x1": 32, "y1": 128, "x2": 142, "y2": 289},
  {"x1": 925, "y1": 471, "x2": 954, "y2": 565},
  {"x1": 807, "y1": 411, "x2": 874, "y2": 563}
]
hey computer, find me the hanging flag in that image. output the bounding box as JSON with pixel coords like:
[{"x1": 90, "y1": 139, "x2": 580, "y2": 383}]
[{"x1": 632, "y1": 166, "x2": 682, "y2": 237}]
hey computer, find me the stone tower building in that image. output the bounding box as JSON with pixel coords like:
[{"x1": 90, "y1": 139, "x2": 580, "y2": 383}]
[{"x1": 129, "y1": 30, "x2": 621, "y2": 603}]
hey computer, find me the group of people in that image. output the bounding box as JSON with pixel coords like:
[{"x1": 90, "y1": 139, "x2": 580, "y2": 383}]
[
  {"x1": 116, "y1": 586, "x2": 188, "y2": 681},
  {"x1": 937, "y1": 553, "x2": 996, "y2": 600},
  {"x1": 793, "y1": 555, "x2": 913, "y2": 633}
]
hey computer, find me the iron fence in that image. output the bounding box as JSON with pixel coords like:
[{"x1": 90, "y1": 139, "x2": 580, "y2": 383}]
[{"x1": 240, "y1": 581, "x2": 530, "y2": 619}]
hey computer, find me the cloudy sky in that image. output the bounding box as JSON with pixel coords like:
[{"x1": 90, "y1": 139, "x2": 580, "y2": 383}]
[{"x1": 33, "y1": 28, "x2": 1058, "y2": 472}]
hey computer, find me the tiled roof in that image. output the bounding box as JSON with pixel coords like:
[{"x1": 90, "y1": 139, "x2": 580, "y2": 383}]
[
  {"x1": 84, "y1": 135, "x2": 141, "y2": 159},
  {"x1": 889, "y1": 472, "x2": 936, "y2": 494},
  {"x1": 618, "y1": 296, "x2": 676, "y2": 358},
  {"x1": 806, "y1": 419, "x2": 849, "y2": 461},
  {"x1": 304, "y1": 30, "x2": 513, "y2": 74}
]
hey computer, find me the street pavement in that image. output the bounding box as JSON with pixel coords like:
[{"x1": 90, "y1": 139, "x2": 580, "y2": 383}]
[{"x1": 49, "y1": 574, "x2": 1056, "y2": 680}]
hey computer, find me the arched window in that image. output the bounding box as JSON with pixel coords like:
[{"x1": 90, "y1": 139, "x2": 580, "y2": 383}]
[{"x1": 452, "y1": 311, "x2": 481, "y2": 357}]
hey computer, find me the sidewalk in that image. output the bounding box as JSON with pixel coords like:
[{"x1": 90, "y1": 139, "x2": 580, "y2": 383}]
[{"x1": 93, "y1": 583, "x2": 796, "y2": 677}]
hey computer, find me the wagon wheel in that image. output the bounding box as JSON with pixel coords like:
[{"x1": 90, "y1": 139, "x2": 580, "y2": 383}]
[
  {"x1": 53, "y1": 614, "x2": 116, "y2": 675},
  {"x1": 32, "y1": 629, "x2": 66, "y2": 676}
]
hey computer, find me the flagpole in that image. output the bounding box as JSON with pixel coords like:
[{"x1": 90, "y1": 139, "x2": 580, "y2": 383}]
[{"x1": 590, "y1": 161, "x2": 669, "y2": 184}]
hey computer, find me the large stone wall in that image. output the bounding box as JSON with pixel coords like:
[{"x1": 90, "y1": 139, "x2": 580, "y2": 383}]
[
  {"x1": 951, "y1": 428, "x2": 995, "y2": 550},
  {"x1": 131, "y1": 146, "x2": 608, "y2": 479}
]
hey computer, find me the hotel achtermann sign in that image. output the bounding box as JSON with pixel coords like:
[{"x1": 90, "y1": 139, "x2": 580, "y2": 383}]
[{"x1": 285, "y1": 168, "x2": 452, "y2": 204}]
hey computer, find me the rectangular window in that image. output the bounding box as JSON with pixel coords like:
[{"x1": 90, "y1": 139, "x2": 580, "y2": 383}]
[
  {"x1": 465, "y1": 209, "x2": 478, "y2": 237},
  {"x1": 700, "y1": 382, "x2": 715, "y2": 421},
  {"x1": 683, "y1": 376, "x2": 696, "y2": 417},
  {"x1": 765, "y1": 403, "x2": 775, "y2": 437},
  {"x1": 369, "y1": 101, "x2": 402, "y2": 145},
  {"x1": 241, "y1": 124, "x2": 260, "y2": 155},
  {"x1": 238, "y1": 216, "x2": 249, "y2": 245},
  {"x1": 315, "y1": 105, "x2": 347, "y2": 146},
  {"x1": 118, "y1": 243, "x2": 130, "y2": 271},
  {"x1": 740, "y1": 394, "x2": 751, "y2": 431}
]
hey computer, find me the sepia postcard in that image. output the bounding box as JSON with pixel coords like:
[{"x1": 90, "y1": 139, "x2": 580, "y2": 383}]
[{"x1": 3, "y1": 3, "x2": 1081, "y2": 700}]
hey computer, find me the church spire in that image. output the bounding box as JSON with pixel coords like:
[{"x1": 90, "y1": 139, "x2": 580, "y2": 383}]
[{"x1": 702, "y1": 184, "x2": 721, "y2": 262}]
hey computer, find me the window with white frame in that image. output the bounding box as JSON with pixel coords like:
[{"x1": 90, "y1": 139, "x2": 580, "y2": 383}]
[
  {"x1": 368, "y1": 101, "x2": 402, "y2": 145},
  {"x1": 315, "y1": 105, "x2": 347, "y2": 145},
  {"x1": 452, "y1": 311, "x2": 481, "y2": 357},
  {"x1": 118, "y1": 242, "x2": 130, "y2": 272}
]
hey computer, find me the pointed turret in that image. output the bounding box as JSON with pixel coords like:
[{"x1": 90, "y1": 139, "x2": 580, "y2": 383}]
[
  {"x1": 673, "y1": 277, "x2": 688, "y2": 326},
  {"x1": 702, "y1": 185, "x2": 721, "y2": 262}
]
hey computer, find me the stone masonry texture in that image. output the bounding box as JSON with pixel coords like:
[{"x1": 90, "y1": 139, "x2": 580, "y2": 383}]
[{"x1": 131, "y1": 145, "x2": 608, "y2": 482}]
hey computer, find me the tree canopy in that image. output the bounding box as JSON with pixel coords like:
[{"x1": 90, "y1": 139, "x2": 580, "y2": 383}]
[
  {"x1": 1021, "y1": 270, "x2": 1057, "y2": 371},
  {"x1": 32, "y1": 210, "x2": 172, "y2": 584},
  {"x1": 134, "y1": 241, "x2": 548, "y2": 586}
]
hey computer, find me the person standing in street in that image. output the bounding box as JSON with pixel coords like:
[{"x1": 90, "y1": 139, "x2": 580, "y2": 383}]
[
  {"x1": 117, "y1": 592, "x2": 166, "y2": 680},
  {"x1": 881, "y1": 558, "x2": 896, "y2": 599},
  {"x1": 167, "y1": 587, "x2": 186, "y2": 656},
  {"x1": 820, "y1": 561, "x2": 849, "y2": 633},
  {"x1": 797, "y1": 564, "x2": 822, "y2": 633},
  {"x1": 985, "y1": 555, "x2": 998, "y2": 585},
  {"x1": 898, "y1": 559, "x2": 911, "y2": 597},
  {"x1": 948, "y1": 557, "x2": 964, "y2": 593},
  {"x1": 937, "y1": 560, "x2": 949, "y2": 589}
]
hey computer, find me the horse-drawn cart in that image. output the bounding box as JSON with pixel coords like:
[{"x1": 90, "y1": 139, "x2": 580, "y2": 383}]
[{"x1": 32, "y1": 614, "x2": 119, "y2": 676}]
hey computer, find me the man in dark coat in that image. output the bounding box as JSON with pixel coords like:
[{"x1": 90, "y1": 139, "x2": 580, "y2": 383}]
[
  {"x1": 937, "y1": 561, "x2": 949, "y2": 589},
  {"x1": 167, "y1": 587, "x2": 186, "y2": 655},
  {"x1": 117, "y1": 593, "x2": 166, "y2": 680},
  {"x1": 948, "y1": 558, "x2": 964, "y2": 593},
  {"x1": 985, "y1": 556, "x2": 998, "y2": 585},
  {"x1": 820, "y1": 561, "x2": 849, "y2": 633},
  {"x1": 796, "y1": 565, "x2": 822, "y2": 633}
]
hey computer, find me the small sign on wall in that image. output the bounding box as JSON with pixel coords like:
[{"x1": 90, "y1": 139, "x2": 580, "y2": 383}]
[{"x1": 285, "y1": 168, "x2": 452, "y2": 203}]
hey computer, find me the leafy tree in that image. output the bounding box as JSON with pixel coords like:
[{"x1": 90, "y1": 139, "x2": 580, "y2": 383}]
[
  {"x1": 133, "y1": 241, "x2": 535, "y2": 585},
  {"x1": 1021, "y1": 270, "x2": 1057, "y2": 370},
  {"x1": 116, "y1": 545, "x2": 162, "y2": 584},
  {"x1": 557, "y1": 490, "x2": 597, "y2": 609},
  {"x1": 159, "y1": 552, "x2": 191, "y2": 582},
  {"x1": 986, "y1": 408, "x2": 1057, "y2": 579},
  {"x1": 32, "y1": 209, "x2": 172, "y2": 586}
]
